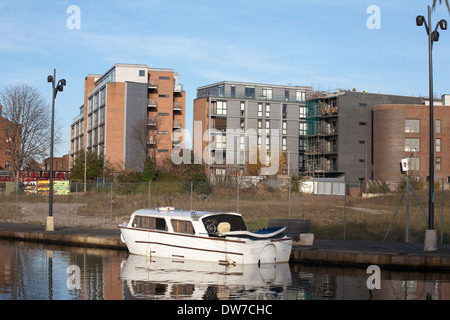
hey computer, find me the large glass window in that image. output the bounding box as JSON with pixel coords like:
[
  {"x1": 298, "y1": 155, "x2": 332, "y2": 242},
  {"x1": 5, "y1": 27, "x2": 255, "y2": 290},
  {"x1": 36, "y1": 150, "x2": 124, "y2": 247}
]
[
  {"x1": 215, "y1": 101, "x2": 227, "y2": 115},
  {"x1": 405, "y1": 138, "x2": 420, "y2": 152},
  {"x1": 245, "y1": 87, "x2": 255, "y2": 99},
  {"x1": 405, "y1": 119, "x2": 420, "y2": 133}
]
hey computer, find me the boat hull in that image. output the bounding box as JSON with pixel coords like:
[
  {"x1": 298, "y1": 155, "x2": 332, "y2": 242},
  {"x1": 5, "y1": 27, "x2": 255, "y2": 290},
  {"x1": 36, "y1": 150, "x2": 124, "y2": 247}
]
[{"x1": 119, "y1": 226, "x2": 292, "y2": 264}]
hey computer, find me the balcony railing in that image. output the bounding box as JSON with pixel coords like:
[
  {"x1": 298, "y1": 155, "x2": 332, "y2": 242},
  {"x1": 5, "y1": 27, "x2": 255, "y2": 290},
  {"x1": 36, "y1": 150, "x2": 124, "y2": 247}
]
[
  {"x1": 148, "y1": 80, "x2": 157, "y2": 89},
  {"x1": 148, "y1": 99, "x2": 157, "y2": 108},
  {"x1": 174, "y1": 83, "x2": 184, "y2": 92},
  {"x1": 173, "y1": 102, "x2": 182, "y2": 111},
  {"x1": 173, "y1": 120, "x2": 182, "y2": 129}
]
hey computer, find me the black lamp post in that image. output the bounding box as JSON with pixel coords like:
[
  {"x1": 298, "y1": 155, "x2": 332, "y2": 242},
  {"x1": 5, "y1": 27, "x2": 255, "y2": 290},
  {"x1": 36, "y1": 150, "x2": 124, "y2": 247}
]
[
  {"x1": 46, "y1": 69, "x2": 66, "y2": 231},
  {"x1": 416, "y1": 6, "x2": 447, "y2": 251}
]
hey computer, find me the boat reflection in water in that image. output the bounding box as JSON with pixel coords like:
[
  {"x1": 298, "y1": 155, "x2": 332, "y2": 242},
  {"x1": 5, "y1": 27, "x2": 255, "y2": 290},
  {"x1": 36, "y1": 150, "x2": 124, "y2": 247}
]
[{"x1": 120, "y1": 254, "x2": 291, "y2": 300}]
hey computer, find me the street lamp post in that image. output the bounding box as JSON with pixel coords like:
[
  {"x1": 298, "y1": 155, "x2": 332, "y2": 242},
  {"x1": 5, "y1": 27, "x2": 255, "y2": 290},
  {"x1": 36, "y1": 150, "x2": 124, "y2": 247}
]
[
  {"x1": 416, "y1": 6, "x2": 447, "y2": 251},
  {"x1": 46, "y1": 69, "x2": 66, "y2": 232}
]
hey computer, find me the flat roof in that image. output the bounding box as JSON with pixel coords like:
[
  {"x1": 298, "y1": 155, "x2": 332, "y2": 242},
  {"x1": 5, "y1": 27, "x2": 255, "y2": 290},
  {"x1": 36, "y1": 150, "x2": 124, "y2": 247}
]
[{"x1": 197, "y1": 80, "x2": 312, "y2": 91}]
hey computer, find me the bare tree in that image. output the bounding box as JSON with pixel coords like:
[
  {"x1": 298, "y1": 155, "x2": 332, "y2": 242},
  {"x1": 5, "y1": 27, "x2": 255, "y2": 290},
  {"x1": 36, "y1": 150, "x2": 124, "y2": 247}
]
[
  {"x1": 0, "y1": 84, "x2": 58, "y2": 187},
  {"x1": 130, "y1": 114, "x2": 163, "y2": 171}
]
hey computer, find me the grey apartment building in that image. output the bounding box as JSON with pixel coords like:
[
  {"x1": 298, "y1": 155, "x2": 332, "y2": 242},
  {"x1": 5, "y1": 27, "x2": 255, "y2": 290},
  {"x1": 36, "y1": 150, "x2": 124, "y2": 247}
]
[
  {"x1": 306, "y1": 90, "x2": 426, "y2": 188},
  {"x1": 193, "y1": 81, "x2": 313, "y2": 176}
]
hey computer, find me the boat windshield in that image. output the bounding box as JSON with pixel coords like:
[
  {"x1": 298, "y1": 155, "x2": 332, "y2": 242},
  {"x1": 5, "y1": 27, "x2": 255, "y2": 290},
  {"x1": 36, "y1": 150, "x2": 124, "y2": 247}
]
[{"x1": 202, "y1": 214, "x2": 247, "y2": 236}]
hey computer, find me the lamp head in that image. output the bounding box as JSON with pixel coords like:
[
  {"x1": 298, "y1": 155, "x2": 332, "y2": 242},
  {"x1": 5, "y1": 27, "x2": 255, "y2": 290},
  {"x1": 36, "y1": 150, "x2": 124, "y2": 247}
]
[
  {"x1": 416, "y1": 15, "x2": 425, "y2": 26},
  {"x1": 439, "y1": 19, "x2": 447, "y2": 30},
  {"x1": 60, "y1": 79, "x2": 66, "y2": 86},
  {"x1": 47, "y1": 75, "x2": 53, "y2": 83},
  {"x1": 432, "y1": 30, "x2": 440, "y2": 42}
]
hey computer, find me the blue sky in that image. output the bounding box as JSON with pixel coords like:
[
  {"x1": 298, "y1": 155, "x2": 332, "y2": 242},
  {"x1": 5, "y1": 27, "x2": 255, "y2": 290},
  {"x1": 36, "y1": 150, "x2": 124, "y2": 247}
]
[{"x1": 1, "y1": 0, "x2": 449, "y2": 157}]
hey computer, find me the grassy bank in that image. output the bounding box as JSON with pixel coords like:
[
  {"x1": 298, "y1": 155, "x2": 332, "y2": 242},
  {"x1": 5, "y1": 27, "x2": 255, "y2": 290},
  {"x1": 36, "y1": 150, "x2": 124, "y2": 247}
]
[{"x1": 1, "y1": 182, "x2": 450, "y2": 243}]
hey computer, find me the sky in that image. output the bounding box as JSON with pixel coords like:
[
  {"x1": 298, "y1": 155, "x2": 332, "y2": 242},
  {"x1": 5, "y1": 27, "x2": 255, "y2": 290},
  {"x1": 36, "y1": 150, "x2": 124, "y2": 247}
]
[{"x1": 0, "y1": 0, "x2": 449, "y2": 157}]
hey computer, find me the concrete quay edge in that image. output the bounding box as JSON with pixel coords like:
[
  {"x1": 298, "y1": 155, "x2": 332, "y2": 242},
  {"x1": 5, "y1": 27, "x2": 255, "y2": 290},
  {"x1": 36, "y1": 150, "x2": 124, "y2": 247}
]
[{"x1": 0, "y1": 222, "x2": 127, "y2": 250}]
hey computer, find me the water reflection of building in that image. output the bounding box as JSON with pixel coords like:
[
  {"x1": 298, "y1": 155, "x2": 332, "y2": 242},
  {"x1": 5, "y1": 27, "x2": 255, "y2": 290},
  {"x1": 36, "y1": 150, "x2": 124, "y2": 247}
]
[{"x1": 290, "y1": 264, "x2": 450, "y2": 300}]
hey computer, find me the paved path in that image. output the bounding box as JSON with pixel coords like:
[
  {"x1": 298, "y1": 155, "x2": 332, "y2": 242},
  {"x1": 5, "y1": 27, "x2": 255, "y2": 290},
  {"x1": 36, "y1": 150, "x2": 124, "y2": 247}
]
[{"x1": 1, "y1": 222, "x2": 449, "y2": 270}]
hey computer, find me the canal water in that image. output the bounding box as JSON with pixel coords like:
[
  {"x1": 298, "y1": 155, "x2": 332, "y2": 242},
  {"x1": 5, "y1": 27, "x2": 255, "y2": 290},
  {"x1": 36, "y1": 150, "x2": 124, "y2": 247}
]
[{"x1": 1, "y1": 239, "x2": 450, "y2": 300}]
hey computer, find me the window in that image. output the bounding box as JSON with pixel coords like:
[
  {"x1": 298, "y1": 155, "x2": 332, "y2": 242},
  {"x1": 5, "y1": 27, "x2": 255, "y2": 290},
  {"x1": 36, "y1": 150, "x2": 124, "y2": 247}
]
[
  {"x1": 436, "y1": 138, "x2": 441, "y2": 152},
  {"x1": 158, "y1": 131, "x2": 169, "y2": 134},
  {"x1": 231, "y1": 85, "x2": 236, "y2": 98},
  {"x1": 100, "y1": 88, "x2": 106, "y2": 106},
  {"x1": 257, "y1": 103, "x2": 263, "y2": 117},
  {"x1": 132, "y1": 216, "x2": 167, "y2": 231},
  {"x1": 159, "y1": 76, "x2": 170, "y2": 80},
  {"x1": 139, "y1": 70, "x2": 145, "y2": 77},
  {"x1": 359, "y1": 122, "x2": 367, "y2": 126},
  {"x1": 100, "y1": 107, "x2": 105, "y2": 125},
  {"x1": 296, "y1": 91, "x2": 306, "y2": 102},
  {"x1": 405, "y1": 138, "x2": 420, "y2": 152},
  {"x1": 407, "y1": 156, "x2": 420, "y2": 171},
  {"x1": 436, "y1": 119, "x2": 441, "y2": 133},
  {"x1": 359, "y1": 103, "x2": 367, "y2": 108},
  {"x1": 299, "y1": 122, "x2": 307, "y2": 135},
  {"x1": 94, "y1": 93, "x2": 99, "y2": 110},
  {"x1": 265, "y1": 104, "x2": 270, "y2": 117},
  {"x1": 240, "y1": 102, "x2": 245, "y2": 116},
  {"x1": 218, "y1": 86, "x2": 224, "y2": 97},
  {"x1": 282, "y1": 137, "x2": 287, "y2": 151},
  {"x1": 215, "y1": 101, "x2": 227, "y2": 115},
  {"x1": 88, "y1": 98, "x2": 93, "y2": 113},
  {"x1": 282, "y1": 121, "x2": 287, "y2": 135},
  {"x1": 245, "y1": 87, "x2": 255, "y2": 99},
  {"x1": 262, "y1": 88, "x2": 272, "y2": 100},
  {"x1": 158, "y1": 149, "x2": 169, "y2": 153},
  {"x1": 171, "y1": 219, "x2": 195, "y2": 234},
  {"x1": 265, "y1": 120, "x2": 270, "y2": 134},
  {"x1": 436, "y1": 157, "x2": 442, "y2": 171},
  {"x1": 405, "y1": 119, "x2": 420, "y2": 133},
  {"x1": 159, "y1": 94, "x2": 170, "y2": 98},
  {"x1": 299, "y1": 106, "x2": 306, "y2": 119},
  {"x1": 282, "y1": 104, "x2": 287, "y2": 118},
  {"x1": 285, "y1": 90, "x2": 289, "y2": 101},
  {"x1": 158, "y1": 112, "x2": 169, "y2": 116}
]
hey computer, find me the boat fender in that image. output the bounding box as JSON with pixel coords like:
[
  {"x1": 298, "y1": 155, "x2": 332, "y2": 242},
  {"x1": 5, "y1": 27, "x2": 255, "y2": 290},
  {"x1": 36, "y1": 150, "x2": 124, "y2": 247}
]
[{"x1": 120, "y1": 234, "x2": 126, "y2": 243}]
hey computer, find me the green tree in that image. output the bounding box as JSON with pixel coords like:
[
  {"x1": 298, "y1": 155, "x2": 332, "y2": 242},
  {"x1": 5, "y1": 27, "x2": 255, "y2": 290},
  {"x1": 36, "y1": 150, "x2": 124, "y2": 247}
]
[
  {"x1": 70, "y1": 151, "x2": 106, "y2": 181},
  {"x1": 141, "y1": 157, "x2": 156, "y2": 182}
]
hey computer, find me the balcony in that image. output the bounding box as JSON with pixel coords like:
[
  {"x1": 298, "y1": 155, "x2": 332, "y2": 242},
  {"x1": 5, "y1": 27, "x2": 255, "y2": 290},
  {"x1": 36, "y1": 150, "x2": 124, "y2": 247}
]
[
  {"x1": 148, "y1": 99, "x2": 157, "y2": 108},
  {"x1": 148, "y1": 80, "x2": 157, "y2": 89},
  {"x1": 173, "y1": 102, "x2": 182, "y2": 111},
  {"x1": 147, "y1": 118, "x2": 157, "y2": 127},
  {"x1": 147, "y1": 137, "x2": 156, "y2": 145},
  {"x1": 174, "y1": 83, "x2": 184, "y2": 93},
  {"x1": 173, "y1": 120, "x2": 182, "y2": 129}
]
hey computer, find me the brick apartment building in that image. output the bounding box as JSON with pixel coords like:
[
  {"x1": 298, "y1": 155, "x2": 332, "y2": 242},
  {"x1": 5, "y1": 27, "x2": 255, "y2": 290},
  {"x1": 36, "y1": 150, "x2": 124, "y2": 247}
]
[
  {"x1": 70, "y1": 63, "x2": 186, "y2": 172},
  {"x1": 373, "y1": 94, "x2": 450, "y2": 185},
  {"x1": 193, "y1": 81, "x2": 313, "y2": 176}
]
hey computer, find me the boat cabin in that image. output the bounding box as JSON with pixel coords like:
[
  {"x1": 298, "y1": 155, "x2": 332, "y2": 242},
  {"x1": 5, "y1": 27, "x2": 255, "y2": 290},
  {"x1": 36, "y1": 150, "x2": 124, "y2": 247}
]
[{"x1": 127, "y1": 207, "x2": 248, "y2": 237}]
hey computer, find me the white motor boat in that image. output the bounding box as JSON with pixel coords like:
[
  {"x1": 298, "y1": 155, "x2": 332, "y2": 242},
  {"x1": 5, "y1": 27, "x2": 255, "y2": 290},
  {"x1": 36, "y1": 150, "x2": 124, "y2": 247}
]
[{"x1": 119, "y1": 207, "x2": 293, "y2": 265}]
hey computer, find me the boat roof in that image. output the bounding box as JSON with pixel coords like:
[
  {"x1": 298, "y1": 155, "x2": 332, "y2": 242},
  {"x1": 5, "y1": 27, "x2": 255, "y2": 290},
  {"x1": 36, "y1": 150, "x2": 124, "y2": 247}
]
[{"x1": 131, "y1": 207, "x2": 242, "y2": 219}]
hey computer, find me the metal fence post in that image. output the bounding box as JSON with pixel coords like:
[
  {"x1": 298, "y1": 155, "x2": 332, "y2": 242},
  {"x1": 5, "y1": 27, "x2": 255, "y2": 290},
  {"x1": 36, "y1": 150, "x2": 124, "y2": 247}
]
[
  {"x1": 75, "y1": 182, "x2": 78, "y2": 228},
  {"x1": 191, "y1": 182, "x2": 193, "y2": 211},
  {"x1": 344, "y1": 184, "x2": 347, "y2": 241},
  {"x1": 110, "y1": 182, "x2": 113, "y2": 229}
]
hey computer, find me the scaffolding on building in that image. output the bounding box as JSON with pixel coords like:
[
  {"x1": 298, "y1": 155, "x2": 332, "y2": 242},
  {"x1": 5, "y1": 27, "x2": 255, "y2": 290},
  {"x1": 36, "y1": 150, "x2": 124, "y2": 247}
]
[{"x1": 305, "y1": 94, "x2": 340, "y2": 178}]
